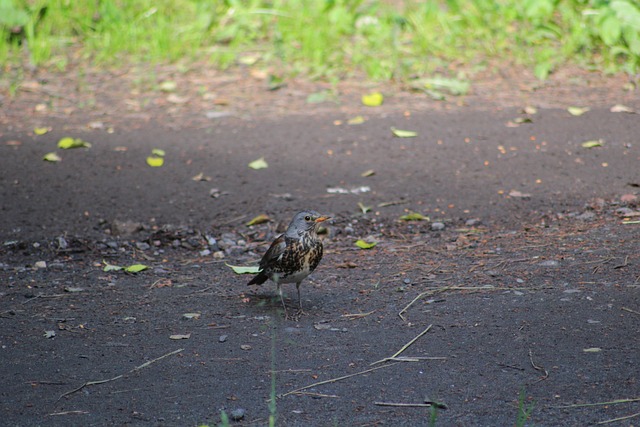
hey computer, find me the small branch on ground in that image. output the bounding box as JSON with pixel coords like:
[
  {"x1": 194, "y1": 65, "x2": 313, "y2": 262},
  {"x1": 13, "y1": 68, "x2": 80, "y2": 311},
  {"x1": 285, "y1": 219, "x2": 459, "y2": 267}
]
[
  {"x1": 528, "y1": 349, "x2": 549, "y2": 382},
  {"x1": 278, "y1": 362, "x2": 398, "y2": 399},
  {"x1": 622, "y1": 307, "x2": 640, "y2": 316},
  {"x1": 370, "y1": 324, "x2": 433, "y2": 366},
  {"x1": 58, "y1": 348, "x2": 184, "y2": 401}
]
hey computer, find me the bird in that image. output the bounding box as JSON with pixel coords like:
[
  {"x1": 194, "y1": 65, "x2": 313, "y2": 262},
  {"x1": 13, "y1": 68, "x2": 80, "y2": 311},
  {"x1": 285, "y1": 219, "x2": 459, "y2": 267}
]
[{"x1": 247, "y1": 210, "x2": 330, "y2": 318}]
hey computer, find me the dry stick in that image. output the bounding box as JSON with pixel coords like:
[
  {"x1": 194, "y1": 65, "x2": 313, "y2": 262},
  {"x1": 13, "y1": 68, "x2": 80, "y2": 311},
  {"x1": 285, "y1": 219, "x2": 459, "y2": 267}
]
[
  {"x1": 370, "y1": 324, "x2": 433, "y2": 366},
  {"x1": 58, "y1": 348, "x2": 184, "y2": 401},
  {"x1": 528, "y1": 349, "x2": 549, "y2": 382},
  {"x1": 375, "y1": 402, "x2": 433, "y2": 408},
  {"x1": 278, "y1": 362, "x2": 398, "y2": 399},
  {"x1": 399, "y1": 286, "x2": 495, "y2": 321},
  {"x1": 597, "y1": 411, "x2": 640, "y2": 425},
  {"x1": 553, "y1": 397, "x2": 640, "y2": 409},
  {"x1": 622, "y1": 307, "x2": 640, "y2": 316}
]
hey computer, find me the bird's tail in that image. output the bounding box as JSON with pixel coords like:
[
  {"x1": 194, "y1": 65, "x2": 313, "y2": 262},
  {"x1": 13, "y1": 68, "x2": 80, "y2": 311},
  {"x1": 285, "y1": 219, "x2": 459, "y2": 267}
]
[{"x1": 247, "y1": 271, "x2": 268, "y2": 286}]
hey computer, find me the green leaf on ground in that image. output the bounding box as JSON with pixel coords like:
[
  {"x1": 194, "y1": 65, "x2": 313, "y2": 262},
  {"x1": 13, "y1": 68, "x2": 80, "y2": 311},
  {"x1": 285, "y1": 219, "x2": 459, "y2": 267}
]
[
  {"x1": 43, "y1": 152, "x2": 61, "y2": 162},
  {"x1": 355, "y1": 239, "x2": 377, "y2": 249},
  {"x1": 226, "y1": 264, "x2": 261, "y2": 274},
  {"x1": 361, "y1": 169, "x2": 375, "y2": 177},
  {"x1": 391, "y1": 127, "x2": 418, "y2": 138},
  {"x1": 34, "y1": 127, "x2": 50, "y2": 135},
  {"x1": 400, "y1": 212, "x2": 429, "y2": 221},
  {"x1": 361, "y1": 92, "x2": 384, "y2": 107},
  {"x1": 151, "y1": 148, "x2": 166, "y2": 157},
  {"x1": 246, "y1": 214, "x2": 270, "y2": 226},
  {"x1": 581, "y1": 139, "x2": 604, "y2": 148},
  {"x1": 248, "y1": 157, "x2": 268, "y2": 169},
  {"x1": 103, "y1": 261, "x2": 123, "y2": 272},
  {"x1": 58, "y1": 137, "x2": 91, "y2": 149},
  {"x1": 568, "y1": 106, "x2": 590, "y2": 116},
  {"x1": 146, "y1": 156, "x2": 164, "y2": 167},
  {"x1": 124, "y1": 264, "x2": 148, "y2": 273}
]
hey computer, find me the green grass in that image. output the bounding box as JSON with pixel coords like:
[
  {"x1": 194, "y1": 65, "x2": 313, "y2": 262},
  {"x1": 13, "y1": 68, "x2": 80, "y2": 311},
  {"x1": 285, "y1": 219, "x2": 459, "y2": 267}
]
[{"x1": 2, "y1": 0, "x2": 638, "y2": 83}]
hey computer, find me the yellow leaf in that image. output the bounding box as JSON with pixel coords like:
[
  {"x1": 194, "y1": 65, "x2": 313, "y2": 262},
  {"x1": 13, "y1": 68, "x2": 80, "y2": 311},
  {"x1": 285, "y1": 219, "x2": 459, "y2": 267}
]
[
  {"x1": 34, "y1": 127, "x2": 50, "y2": 135},
  {"x1": 355, "y1": 240, "x2": 377, "y2": 249},
  {"x1": 146, "y1": 156, "x2": 164, "y2": 167},
  {"x1": 43, "y1": 152, "x2": 61, "y2": 162},
  {"x1": 362, "y1": 92, "x2": 384, "y2": 107},
  {"x1": 581, "y1": 139, "x2": 604, "y2": 148},
  {"x1": 400, "y1": 212, "x2": 429, "y2": 221},
  {"x1": 361, "y1": 169, "x2": 375, "y2": 177},
  {"x1": 391, "y1": 127, "x2": 418, "y2": 138},
  {"x1": 567, "y1": 106, "x2": 589, "y2": 116},
  {"x1": 124, "y1": 264, "x2": 148, "y2": 273},
  {"x1": 246, "y1": 214, "x2": 270, "y2": 226},
  {"x1": 58, "y1": 137, "x2": 91, "y2": 149},
  {"x1": 348, "y1": 115, "x2": 366, "y2": 125},
  {"x1": 248, "y1": 157, "x2": 268, "y2": 169},
  {"x1": 151, "y1": 148, "x2": 166, "y2": 157}
]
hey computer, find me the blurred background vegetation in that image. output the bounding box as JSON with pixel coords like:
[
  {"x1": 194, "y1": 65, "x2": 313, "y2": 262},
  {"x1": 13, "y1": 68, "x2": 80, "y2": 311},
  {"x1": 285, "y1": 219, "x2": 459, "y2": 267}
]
[{"x1": 1, "y1": 0, "x2": 639, "y2": 83}]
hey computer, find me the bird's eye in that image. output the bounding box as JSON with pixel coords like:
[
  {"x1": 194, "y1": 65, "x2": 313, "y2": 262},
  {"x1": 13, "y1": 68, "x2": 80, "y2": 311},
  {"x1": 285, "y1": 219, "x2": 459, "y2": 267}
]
[{"x1": 304, "y1": 215, "x2": 311, "y2": 221}]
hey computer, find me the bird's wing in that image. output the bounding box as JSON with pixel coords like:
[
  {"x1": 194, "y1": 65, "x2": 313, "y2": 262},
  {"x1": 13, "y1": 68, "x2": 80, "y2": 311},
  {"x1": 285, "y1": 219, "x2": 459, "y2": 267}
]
[{"x1": 259, "y1": 234, "x2": 287, "y2": 270}]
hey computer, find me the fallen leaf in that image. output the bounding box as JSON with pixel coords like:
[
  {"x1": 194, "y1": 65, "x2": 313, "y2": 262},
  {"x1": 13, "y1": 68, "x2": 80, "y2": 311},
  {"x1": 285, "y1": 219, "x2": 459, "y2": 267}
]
[
  {"x1": 159, "y1": 81, "x2": 177, "y2": 92},
  {"x1": 226, "y1": 264, "x2": 261, "y2": 274},
  {"x1": 182, "y1": 313, "x2": 201, "y2": 320},
  {"x1": 581, "y1": 139, "x2": 604, "y2": 148},
  {"x1": 355, "y1": 240, "x2": 377, "y2": 249},
  {"x1": 44, "y1": 330, "x2": 56, "y2": 339},
  {"x1": 567, "y1": 106, "x2": 590, "y2": 116},
  {"x1": 58, "y1": 137, "x2": 91, "y2": 149},
  {"x1": 357, "y1": 202, "x2": 372, "y2": 214},
  {"x1": 248, "y1": 157, "x2": 268, "y2": 169},
  {"x1": 348, "y1": 115, "x2": 366, "y2": 125},
  {"x1": 523, "y1": 106, "x2": 537, "y2": 114},
  {"x1": 391, "y1": 127, "x2": 418, "y2": 138},
  {"x1": 246, "y1": 214, "x2": 270, "y2": 226},
  {"x1": 43, "y1": 152, "x2": 61, "y2": 162},
  {"x1": 34, "y1": 127, "x2": 50, "y2": 135},
  {"x1": 169, "y1": 333, "x2": 191, "y2": 340},
  {"x1": 124, "y1": 264, "x2": 148, "y2": 273},
  {"x1": 399, "y1": 212, "x2": 429, "y2": 221},
  {"x1": 610, "y1": 104, "x2": 634, "y2": 113},
  {"x1": 146, "y1": 156, "x2": 164, "y2": 167},
  {"x1": 103, "y1": 261, "x2": 123, "y2": 272},
  {"x1": 361, "y1": 169, "x2": 375, "y2": 177},
  {"x1": 508, "y1": 190, "x2": 531, "y2": 198},
  {"x1": 191, "y1": 172, "x2": 211, "y2": 181},
  {"x1": 151, "y1": 148, "x2": 166, "y2": 157},
  {"x1": 362, "y1": 91, "x2": 384, "y2": 107},
  {"x1": 583, "y1": 347, "x2": 602, "y2": 353}
]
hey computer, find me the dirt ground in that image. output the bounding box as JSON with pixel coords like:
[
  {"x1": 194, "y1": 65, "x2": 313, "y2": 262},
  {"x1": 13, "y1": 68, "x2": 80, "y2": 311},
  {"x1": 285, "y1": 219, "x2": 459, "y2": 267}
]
[{"x1": 1, "y1": 65, "x2": 640, "y2": 426}]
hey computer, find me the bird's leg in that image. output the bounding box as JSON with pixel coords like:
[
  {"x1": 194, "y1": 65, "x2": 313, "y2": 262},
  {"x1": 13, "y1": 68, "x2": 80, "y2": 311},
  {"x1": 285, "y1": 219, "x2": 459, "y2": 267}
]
[
  {"x1": 295, "y1": 282, "x2": 306, "y2": 317},
  {"x1": 277, "y1": 283, "x2": 290, "y2": 319}
]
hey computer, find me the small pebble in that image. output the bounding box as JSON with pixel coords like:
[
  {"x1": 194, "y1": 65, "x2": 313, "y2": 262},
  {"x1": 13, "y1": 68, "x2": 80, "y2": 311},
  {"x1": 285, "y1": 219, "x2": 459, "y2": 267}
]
[
  {"x1": 431, "y1": 222, "x2": 445, "y2": 231},
  {"x1": 136, "y1": 242, "x2": 151, "y2": 251},
  {"x1": 230, "y1": 408, "x2": 245, "y2": 421},
  {"x1": 403, "y1": 278, "x2": 412, "y2": 285},
  {"x1": 200, "y1": 249, "x2": 211, "y2": 256},
  {"x1": 465, "y1": 218, "x2": 481, "y2": 227},
  {"x1": 219, "y1": 335, "x2": 228, "y2": 343},
  {"x1": 34, "y1": 261, "x2": 47, "y2": 269}
]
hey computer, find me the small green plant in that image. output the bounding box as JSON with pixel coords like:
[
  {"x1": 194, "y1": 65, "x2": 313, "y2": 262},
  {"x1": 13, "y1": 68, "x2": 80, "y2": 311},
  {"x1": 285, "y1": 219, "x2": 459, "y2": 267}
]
[{"x1": 516, "y1": 387, "x2": 535, "y2": 427}]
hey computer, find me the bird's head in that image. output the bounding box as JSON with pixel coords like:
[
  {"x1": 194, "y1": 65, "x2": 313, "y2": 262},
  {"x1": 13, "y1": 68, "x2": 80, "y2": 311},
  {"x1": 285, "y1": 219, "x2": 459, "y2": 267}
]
[{"x1": 285, "y1": 210, "x2": 331, "y2": 238}]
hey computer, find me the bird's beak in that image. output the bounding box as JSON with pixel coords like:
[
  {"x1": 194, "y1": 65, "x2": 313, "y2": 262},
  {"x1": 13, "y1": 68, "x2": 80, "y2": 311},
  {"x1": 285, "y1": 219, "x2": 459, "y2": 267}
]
[{"x1": 315, "y1": 216, "x2": 331, "y2": 223}]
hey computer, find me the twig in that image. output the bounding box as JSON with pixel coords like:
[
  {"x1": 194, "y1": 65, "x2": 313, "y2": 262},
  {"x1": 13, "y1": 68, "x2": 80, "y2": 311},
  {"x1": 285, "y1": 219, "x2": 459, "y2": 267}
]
[
  {"x1": 399, "y1": 286, "x2": 495, "y2": 320},
  {"x1": 375, "y1": 402, "x2": 433, "y2": 408},
  {"x1": 48, "y1": 410, "x2": 89, "y2": 416},
  {"x1": 290, "y1": 391, "x2": 339, "y2": 398},
  {"x1": 553, "y1": 397, "x2": 640, "y2": 409},
  {"x1": 58, "y1": 348, "x2": 184, "y2": 401},
  {"x1": 597, "y1": 412, "x2": 640, "y2": 424},
  {"x1": 370, "y1": 324, "x2": 432, "y2": 366},
  {"x1": 341, "y1": 310, "x2": 376, "y2": 319},
  {"x1": 384, "y1": 356, "x2": 446, "y2": 362},
  {"x1": 622, "y1": 307, "x2": 640, "y2": 316},
  {"x1": 613, "y1": 255, "x2": 629, "y2": 269},
  {"x1": 528, "y1": 349, "x2": 549, "y2": 382},
  {"x1": 278, "y1": 362, "x2": 398, "y2": 398}
]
